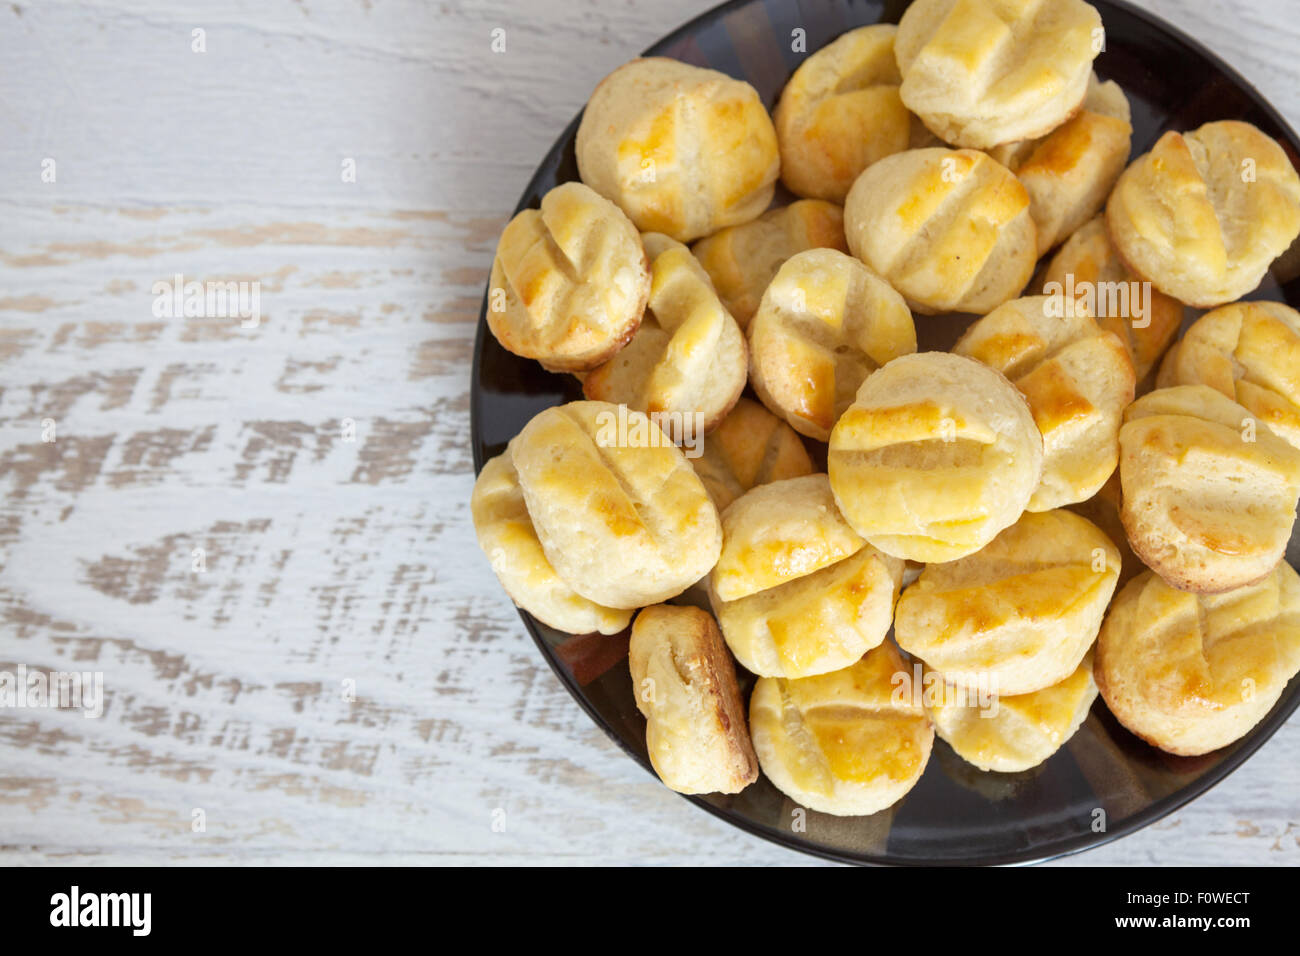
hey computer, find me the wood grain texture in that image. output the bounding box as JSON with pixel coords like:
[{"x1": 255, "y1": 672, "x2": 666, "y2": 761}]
[{"x1": 0, "y1": 0, "x2": 1296, "y2": 866}]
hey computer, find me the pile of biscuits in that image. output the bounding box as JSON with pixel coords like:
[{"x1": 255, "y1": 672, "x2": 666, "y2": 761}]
[{"x1": 474, "y1": 0, "x2": 1300, "y2": 817}]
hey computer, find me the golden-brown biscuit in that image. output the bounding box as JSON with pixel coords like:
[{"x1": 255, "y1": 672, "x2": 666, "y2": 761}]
[
  {"x1": 488, "y1": 181, "x2": 650, "y2": 371},
  {"x1": 511, "y1": 401, "x2": 721, "y2": 608},
  {"x1": 953, "y1": 294, "x2": 1136, "y2": 511},
  {"x1": 828, "y1": 352, "x2": 1043, "y2": 562},
  {"x1": 844, "y1": 148, "x2": 1037, "y2": 314},
  {"x1": 1106, "y1": 120, "x2": 1300, "y2": 307},
  {"x1": 1156, "y1": 300, "x2": 1300, "y2": 451},
  {"x1": 472, "y1": 448, "x2": 633, "y2": 635},
  {"x1": 1095, "y1": 564, "x2": 1300, "y2": 756},
  {"x1": 1039, "y1": 215, "x2": 1184, "y2": 386},
  {"x1": 628, "y1": 604, "x2": 759, "y2": 794},
  {"x1": 748, "y1": 248, "x2": 917, "y2": 441},
  {"x1": 774, "y1": 24, "x2": 912, "y2": 202},
  {"x1": 692, "y1": 200, "x2": 848, "y2": 329},
  {"x1": 925, "y1": 652, "x2": 1098, "y2": 773},
  {"x1": 749, "y1": 642, "x2": 934, "y2": 816},
  {"x1": 689, "y1": 398, "x2": 815, "y2": 512},
  {"x1": 583, "y1": 233, "x2": 747, "y2": 432},
  {"x1": 576, "y1": 57, "x2": 780, "y2": 242},
  {"x1": 709, "y1": 475, "x2": 903, "y2": 678},
  {"x1": 895, "y1": 509, "x2": 1120, "y2": 695},
  {"x1": 1119, "y1": 385, "x2": 1300, "y2": 593},
  {"x1": 989, "y1": 74, "x2": 1132, "y2": 255},
  {"x1": 894, "y1": 0, "x2": 1102, "y2": 149}
]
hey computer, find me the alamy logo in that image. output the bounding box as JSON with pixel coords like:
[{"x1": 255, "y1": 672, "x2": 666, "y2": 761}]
[
  {"x1": 891, "y1": 662, "x2": 999, "y2": 718},
  {"x1": 0, "y1": 665, "x2": 103, "y2": 718},
  {"x1": 50, "y1": 886, "x2": 151, "y2": 936},
  {"x1": 1043, "y1": 273, "x2": 1152, "y2": 328},
  {"x1": 152, "y1": 273, "x2": 261, "y2": 328},
  {"x1": 594, "y1": 404, "x2": 705, "y2": 459}
]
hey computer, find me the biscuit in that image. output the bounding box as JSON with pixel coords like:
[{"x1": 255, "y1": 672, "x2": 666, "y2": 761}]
[
  {"x1": 576, "y1": 57, "x2": 780, "y2": 242},
  {"x1": 1095, "y1": 564, "x2": 1300, "y2": 756},
  {"x1": 488, "y1": 181, "x2": 650, "y2": 371},
  {"x1": 472, "y1": 448, "x2": 633, "y2": 635},
  {"x1": 709, "y1": 475, "x2": 903, "y2": 678},
  {"x1": 628, "y1": 604, "x2": 759, "y2": 794},
  {"x1": 1119, "y1": 385, "x2": 1300, "y2": 593},
  {"x1": 925, "y1": 653, "x2": 1098, "y2": 773},
  {"x1": 953, "y1": 294, "x2": 1136, "y2": 511},
  {"x1": 895, "y1": 509, "x2": 1120, "y2": 695},
  {"x1": 894, "y1": 0, "x2": 1102, "y2": 149},
  {"x1": 989, "y1": 74, "x2": 1132, "y2": 255},
  {"x1": 748, "y1": 248, "x2": 917, "y2": 440},
  {"x1": 511, "y1": 401, "x2": 722, "y2": 608},
  {"x1": 583, "y1": 233, "x2": 747, "y2": 432},
  {"x1": 828, "y1": 352, "x2": 1043, "y2": 562},
  {"x1": 774, "y1": 24, "x2": 912, "y2": 203},
  {"x1": 1156, "y1": 300, "x2": 1300, "y2": 451},
  {"x1": 692, "y1": 200, "x2": 848, "y2": 329},
  {"x1": 843, "y1": 148, "x2": 1037, "y2": 314},
  {"x1": 690, "y1": 398, "x2": 815, "y2": 512},
  {"x1": 1106, "y1": 120, "x2": 1300, "y2": 307},
  {"x1": 1039, "y1": 215, "x2": 1183, "y2": 386},
  {"x1": 749, "y1": 642, "x2": 933, "y2": 816}
]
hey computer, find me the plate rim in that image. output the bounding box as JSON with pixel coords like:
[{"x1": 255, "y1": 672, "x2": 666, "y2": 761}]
[{"x1": 468, "y1": 0, "x2": 1300, "y2": 866}]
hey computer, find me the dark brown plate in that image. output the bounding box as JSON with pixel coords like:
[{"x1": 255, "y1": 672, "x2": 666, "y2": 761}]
[{"x1": 470, "y1": 0, "x2": 1300, "y2": 865}]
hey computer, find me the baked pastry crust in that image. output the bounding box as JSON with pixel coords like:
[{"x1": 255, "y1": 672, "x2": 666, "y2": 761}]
[
  {"x1": 576, "y1": 57, "x2": 780, "y2": 242},
  {"x1": 1039, "y1": 214, "x2": 1183, "y2": 386},
  {"x1": 692, "y1": 200, "x2": 848, "y2": 329},
  {"x1": 583, "y1": 233, "x2": 747, "y2": 432},
  {"x1": 511, "y1": 400, "x2": 722, "y2": 608},
  {"x1": 774, "y1": 24, "x2": 912, "y2": 203},
  {"x1": 953, "y1": 293, "x2": 1136, "y2": 511},
  {"x1": 689, "y1": 397, "x2": 815, "y2": 513},
  {"x1": 472, "y1": 448, "x2": 633, "y2": 635},
  {"x1": 895, "y1": 509, "x2": 1120, "y2": 695},
  {"x1": 629, "y1": 604, "x2": 759, "y2": 794},
  {"x1": 844, "y1": 148, "x2": 1037, "y2": 315},
  {"x1": 1095, "y1": 564, "x2": 1300, "y2": 756},
  {"x1": 488, "y1": 181, "x2": 650, "y2": 371},
  {"x1": 1157, "y1": 300, "x2": 1300, "y2": 451},
  {"x1": 828, "y1": 352, "x2": 1043, "y2": 562},
  {"x1": 989, "y1": 73, "x2": 1132, "y2": 255},
  {"x1": 749, "y1": 642, "x2": 933, "y2": 816},
  {"x1": 894, "y1": 0, "x2": 1102, "y2": 149},
  {"x1": 1119, "y1": 385, "x2": 1300, "y2": 594},
  {"x1": 1106, "y1": 120, "x2": 1300, "y2": 307},
  {"x1": 749, "y1": 248, "x2": 917, "y2": 440},
  {"x1": 926, "y1": 652, "x2": 1098, "y2": 773},
  {"x1": 709, "y1": 475, "x2": 904, "y2": 678}
]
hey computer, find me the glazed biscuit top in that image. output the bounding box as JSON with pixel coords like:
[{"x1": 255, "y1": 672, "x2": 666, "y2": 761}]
[
  {"x1": 748, "y1": 247, "x2": 916, "y2": 439},
  {"x1": 751, "y1": 643, "x2": 930, "y2": 791},
  {"x1": 489, "y1": 182, "x2": 650, "y2": 368},
  {"x1": 895, "y1": 0, "x2": 1102, "y2": 148},
  {"x1": 1100, "y1": 566, "x2": 1300, "y2": 717},
  {"x1": 1107, "y1": 120, "x2": 1300, "y2": 305},
  {"x1": 1162, "y1": 301, "x2": 1300, "y2": 450},
  {"x1": 576, "y1": 57, "x2": 780, "y2": 242},
  {"x1": 711, "y1": 474, "x2": 864, "y2": 602},
  {"x1": 844, "y1": 147, "x2": 1036, "y2": 314}
]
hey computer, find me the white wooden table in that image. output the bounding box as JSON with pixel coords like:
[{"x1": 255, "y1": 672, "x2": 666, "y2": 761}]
[{"x1": 1, "y1": 0, "x2": 1296, "y2": 866}]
